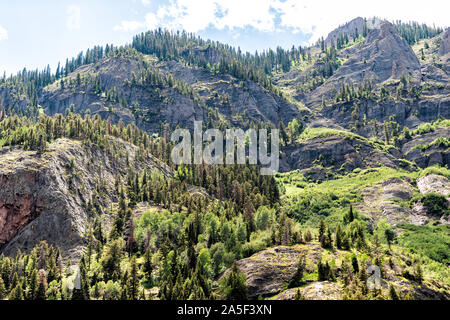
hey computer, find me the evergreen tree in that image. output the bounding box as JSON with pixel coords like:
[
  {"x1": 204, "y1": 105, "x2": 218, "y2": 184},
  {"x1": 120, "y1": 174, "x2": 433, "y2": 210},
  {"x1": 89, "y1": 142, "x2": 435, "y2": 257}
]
[
  {"x1": 9, "y1": 283, "x2": 24, "y2": 300},
  {"x1": 27, "y1": 269, "x2": 38, "y2": 300},
  {"x1": 222, "y1": 262, "x2": 247, "y2": 300},
  {"x1": 143, "y1": 247, "x2": 153, "y2": 283},
  {"x1": 389, "y1": 284, "x2": 400, "y2": 300},
  {"x1": 385, "y1": 229, "x2": 395, "y2": 250},
  {"x1": 288, "y1": 255, "x2": 306, "y2": 288},
  {"x1": 0, "y1": 277, "x2": 6, "y2": 299},
  {"x1": 318, "y1": 260, "x2": 332, "y2": 281},
  {"x1": 127, "y1": 256, "x2": 139, "y2": 300},
  {"x1": 36, "y1": 270, "x2": 47, "y2": 300}
]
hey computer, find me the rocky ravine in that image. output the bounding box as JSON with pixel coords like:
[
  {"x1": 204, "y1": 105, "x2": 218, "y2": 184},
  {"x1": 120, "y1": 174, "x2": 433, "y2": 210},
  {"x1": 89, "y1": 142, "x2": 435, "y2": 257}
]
[{"x1": 0, "y1": 137, "x2": 170, "y2": 259}]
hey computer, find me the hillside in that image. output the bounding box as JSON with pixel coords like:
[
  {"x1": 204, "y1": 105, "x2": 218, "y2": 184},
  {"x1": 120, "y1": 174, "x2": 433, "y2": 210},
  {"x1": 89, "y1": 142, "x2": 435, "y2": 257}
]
[{"x1": 0, "y1": 17, "x2": 448, "y2": 301}]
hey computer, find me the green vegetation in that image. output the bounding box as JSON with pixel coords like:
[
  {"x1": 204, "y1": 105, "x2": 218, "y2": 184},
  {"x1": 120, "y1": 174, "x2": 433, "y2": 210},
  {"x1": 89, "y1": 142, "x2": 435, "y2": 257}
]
[
  {"x1": 396, "y1": 223, "x2": 450, "y2": 265},
  {"x1": 393, "y1": 21, "x2": 443, "y2": 45},
  {"x1": 420, "y1": 193, "x2": 449, "y2": 217},
  {"x1": 0, "y1": 18, "x2": 448, "y2": 301}
]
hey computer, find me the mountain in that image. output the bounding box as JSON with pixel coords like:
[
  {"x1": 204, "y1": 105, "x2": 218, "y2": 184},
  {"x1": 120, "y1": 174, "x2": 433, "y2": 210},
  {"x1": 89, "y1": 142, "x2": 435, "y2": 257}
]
[
  {"x1": 0, "y1": 17, "x2": 448, "y2": 301},
  {"x1": 0, "y1": 117, "x2": 171, "y2": 259},
  {"x1": 310, "y1": 20, "x2": 421, "y2": 105}
]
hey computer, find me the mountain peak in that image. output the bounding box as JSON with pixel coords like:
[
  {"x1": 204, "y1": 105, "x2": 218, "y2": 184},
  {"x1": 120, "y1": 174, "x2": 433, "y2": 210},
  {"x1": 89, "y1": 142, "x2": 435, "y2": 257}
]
[{"x1": 324, "y1": 17, "x2": 383, "y2": 46}]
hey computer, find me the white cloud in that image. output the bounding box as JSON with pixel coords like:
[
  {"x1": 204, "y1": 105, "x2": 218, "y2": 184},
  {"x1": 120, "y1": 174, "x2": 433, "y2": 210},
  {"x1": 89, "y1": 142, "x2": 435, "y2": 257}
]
[
  {"x1": 66, "y1": 5, "x2": 81, "y2": 30},
  {"x1": 213, "y1": 0, "x2": 276, "y2": 32},
  {"x1": 144, "y1": 13, "x2": 159, "y2": 30},
  {"x1": 113, "y1": 13, "x2": 159, "y2": 32},
  {"x1": 0, "y1": 25, "x2": 7, "y2": 41},
  {"x1": 114, "y1": 20, "x2": 144, "y2": 32},
  {"x1": 141, "y1": 0, "x2": 151, "y2": 6},
  {"x1": 116, "y1": 0, "x2": 449, "y2": 42},
  {"x1": 148, "y1": 0, "x2": 276, "y2": 33},
  {"x1": 272, "y1": 0, "x2": 449, "y2": 43}
]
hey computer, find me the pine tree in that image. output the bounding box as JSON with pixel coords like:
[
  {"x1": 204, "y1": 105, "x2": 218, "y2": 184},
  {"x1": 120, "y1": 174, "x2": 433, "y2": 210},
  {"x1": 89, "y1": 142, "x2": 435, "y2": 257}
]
[
  {"x1": 352, "y1": 256, "x2": 359, "y2": 273},
  {"x1": 36, "y1": 270, "x2": 47, "y2": 300},
  {"x1": 0, "y1": 277, "x2": 6, "y2": 299},
  {"x1": 318, "y1": 219, "x2": 325, "y2": 243},
  {"x1": 389, "y1": 284, "x2": 399, "y2": 300},
  {"x1": 385, "y1": 229, "x2": 395, "y2": 250},
  {"x1": 143, "y1": 247, "x2": 153, "y2": 283},
  {"x1": 294, "y1": 288, "x2": 304, "y2": 300},
  {"x1": 127, "y1": 256, "x2": 139, "y2": 300},
  {"x1": 79, "y1": 257, "x2": 90, "y2": 299},
  {"x1": 27, "y1": 269, "x2": 38, "y2": 300},
  {"x1": 288, "y1": 255, "x2": 306, "y2": 288},
  {"x1": 335, "y1": 224, "x2": 343, "y2": 249},
  {"x1": 318, "y1": 260, "x2": 331, "y2": 281},
  {"x1": 223, "y1": 262, "x2": 247, "y2": 300},
  {"x1": 9, "y1": 283, "x2": 24, "y2": 300},
  {"x1": 345, "y1": 204, "x2": 355, "y2": 224}
]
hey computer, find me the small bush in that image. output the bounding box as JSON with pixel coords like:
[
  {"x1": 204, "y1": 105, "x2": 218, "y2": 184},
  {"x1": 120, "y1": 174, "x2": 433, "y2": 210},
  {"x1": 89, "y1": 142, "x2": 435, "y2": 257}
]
[{"x1": 421, "y1": 192, "x2": 449, "y2": 217}]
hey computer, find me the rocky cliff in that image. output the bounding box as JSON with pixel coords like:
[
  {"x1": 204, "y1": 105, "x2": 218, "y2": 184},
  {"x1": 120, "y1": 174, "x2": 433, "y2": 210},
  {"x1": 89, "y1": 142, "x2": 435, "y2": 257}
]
[
  {"x1": 309, "y1": 21, "x2": 421, "y2": 107},
  {"x1": 225, "y1": 243, "x2": 449, "y2": 300},
  {"x1": 0, "y1": 137, "x2": 170, "y2": 258}
]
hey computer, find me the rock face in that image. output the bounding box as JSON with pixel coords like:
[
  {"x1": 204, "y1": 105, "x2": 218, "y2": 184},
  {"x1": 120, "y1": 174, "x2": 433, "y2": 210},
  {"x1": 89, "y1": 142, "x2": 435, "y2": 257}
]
[
  {"x1": 0, "y1": 138, "x2": 169, "y2": 258},
  {"x1": 0, "y1": 171, "x2": 43, "y2": 245},
  {"x1": 309, "y1": 21, "x2": 421, "y2": 106},
  {"x1": 439, "y1": 28, "x2": 450, "y2": 56},
  {"x1": 356, "y1": 177, "x2": 415, "y2": 226},
  {"x1": 355, "y1": 174, "x2": 449, "y2": 226},
  {"x1": 275, "y1": 282, "x2": 342, "y2": 300},
  {"x1": 322, "y1": 98, "x2": 450, "y2": 135},
  {"x1": 283, "y1": 135, "x2": 399, "y2": 175},
  {"x1": 227, "y1": 242, "x2": 449, "y2": 300},
  {"x1": 221, "y1": 243, "x2": 345, "y2": 299},
  {"x1": 325, "y1": 17, "x2": 367, "y2": 45},
  {"x1": 39, "y1": 55, "x2": 305, "y2": 134},
  {"x1": 325, "y1": 17, "x2": 383, "y2": 46},
  {"x1": 402, "y1": 128, "x2": 450, "y2": 169},
  {"x1": 416, "y1": 174, "x2": 450, "y2": 196},
  {"x1": 231, "y1": 245, "x2": 303, "y2": 298}
]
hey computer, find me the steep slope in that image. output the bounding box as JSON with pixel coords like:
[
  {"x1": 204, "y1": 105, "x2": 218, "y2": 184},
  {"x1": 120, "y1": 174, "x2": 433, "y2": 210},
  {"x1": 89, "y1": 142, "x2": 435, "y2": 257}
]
[
  {"x1": 324, "y1": 17, "x2": 382, "y2": 46},
  {"x1": 355, "y1": 174, "x2": 450, "y2": 226},
  {"x1": 0, "y1": 137, "x2": 170, "y2": 258},
  {"x1": 308, "y1": 21, "x2": 421, "y2": 107},
  {"x1": 224, "y1": 243, "x2": 449, "y2": 300},
  {"x1": 38, "y1": 50, "x2": 306, "y2": 134},
  {"x1": 439, "y1": 28, "x2": 450, "y2": 56},
  {"x1": 282, "y1": 132, "x2": 402, "y2": 176}
]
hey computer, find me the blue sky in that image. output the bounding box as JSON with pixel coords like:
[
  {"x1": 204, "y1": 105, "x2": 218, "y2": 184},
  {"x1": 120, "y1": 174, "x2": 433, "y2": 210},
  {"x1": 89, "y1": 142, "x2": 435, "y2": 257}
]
[{"x1": 0, "y1": 0, "x2": 448, "y2": 76}]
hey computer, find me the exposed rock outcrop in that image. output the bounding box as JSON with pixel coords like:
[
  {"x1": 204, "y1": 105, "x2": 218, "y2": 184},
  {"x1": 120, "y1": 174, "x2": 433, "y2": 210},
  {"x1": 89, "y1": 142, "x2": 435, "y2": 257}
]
[
  {"x1": 283, "y1": 135, "x2": 399, "y2": 175},
  {"x1": 39, "y1": 55, "x2": 305, "y2": 135},
  {"x1": 0, "y1": 138, "x2": 170, "y2": 258},
  {"x1": 275, "y1": 282, "x2": 342, "y2": 300},
  {"x1": 325, "y1": 17, "x2": 383, "y2": 46},
  {"x1": 309, "y1": 21, "x2": 421, "y2": 107},
  {"x1": 355, "y1": 174, "x2": 449, "y2": 226},
  {"x1": 325, "y1": 17, "x2": 367, "y2": 46},
  {"x1": 226, "y1": 243, "x2": 449, "y2": 300},
  {"x1": 416, "y1": 174, "x2": 450, "y2": 196},
  {"x1": 439, "y1": 28, "x2": 450, "y2": 56}
]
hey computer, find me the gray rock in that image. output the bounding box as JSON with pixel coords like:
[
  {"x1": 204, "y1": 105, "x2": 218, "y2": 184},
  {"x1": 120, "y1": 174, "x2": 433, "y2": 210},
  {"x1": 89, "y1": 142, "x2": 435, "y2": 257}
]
[{"x1": 0, "y1": 137, "x2": 170, "y2": 259}]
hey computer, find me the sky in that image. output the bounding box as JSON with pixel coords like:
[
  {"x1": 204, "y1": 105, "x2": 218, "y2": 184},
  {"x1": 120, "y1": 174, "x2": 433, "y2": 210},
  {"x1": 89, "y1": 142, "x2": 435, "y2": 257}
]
[{"x1": 0, "y1": 0, "x2": 448, "y2": 76}]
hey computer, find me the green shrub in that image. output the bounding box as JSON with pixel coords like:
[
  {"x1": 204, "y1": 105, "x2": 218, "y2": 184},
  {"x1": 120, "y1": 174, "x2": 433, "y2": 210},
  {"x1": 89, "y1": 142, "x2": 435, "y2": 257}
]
[{"x1": 421, "y1": 192, "x2": 449, "y2": 217}]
